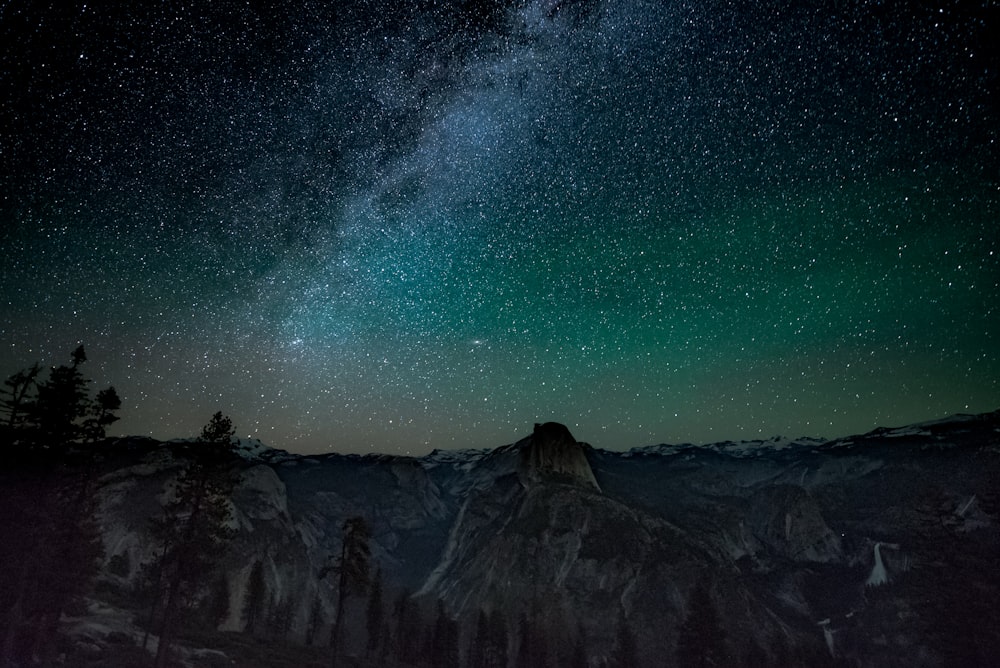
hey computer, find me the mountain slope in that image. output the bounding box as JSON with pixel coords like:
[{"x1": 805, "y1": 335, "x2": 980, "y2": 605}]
[{"x1": 1, "y1": 410, "x2": 997, "y2": 666}]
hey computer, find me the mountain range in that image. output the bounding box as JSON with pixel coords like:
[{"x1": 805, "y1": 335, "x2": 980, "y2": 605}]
[{"x1": 2, "y1": 411, "x2": 998, "y2": 667}]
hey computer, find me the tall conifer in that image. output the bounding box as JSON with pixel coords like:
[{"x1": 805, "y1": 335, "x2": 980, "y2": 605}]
[{"x1": 151, "y1": 412, "x2": 237, "y2": 668}]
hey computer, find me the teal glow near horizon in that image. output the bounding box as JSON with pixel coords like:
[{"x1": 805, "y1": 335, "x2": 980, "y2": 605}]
[{"x1": 1, "y1": 1, "x2": 997, "y2": 453}]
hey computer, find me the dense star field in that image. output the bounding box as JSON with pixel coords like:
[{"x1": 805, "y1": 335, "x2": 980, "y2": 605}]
[{"x1": 1, "y1": 1, "x2": 997, "y2": 454}]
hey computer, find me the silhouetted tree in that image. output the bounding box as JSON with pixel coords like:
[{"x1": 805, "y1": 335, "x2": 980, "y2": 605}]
[
  {"x1": 151, "y1": 412, "x2": 237, "y2": 668},
  {"x1": 0, "y1": 475, "x2": 41, "y2": 664},
  {"x1": 323, "y1": 515, "x2": 371, "y2": 668},
  {"x1": 82, "y1": 385, "x2": 121, "y2": 442},
  {"x1": 0, "y1": 362, "x2": 40, "y2": 436},
  {"x1": 32, "y1": 345, "x2": 89, "y2": 447},
  {"x1": 676, "y1": 580, "x2": 726, "y2": 668},
  {"x1": 0, "y1": 348, "x2": 118, "y2": 665},
  {"x1": 2, "y1": 347, "x2": 120, "y2": 451},
  {"x1": 365, "y1": 567, "x2": 384, "y2": 657},
  {"x1": 0, "y1": 471, "x2": 103, "y2": 666}
]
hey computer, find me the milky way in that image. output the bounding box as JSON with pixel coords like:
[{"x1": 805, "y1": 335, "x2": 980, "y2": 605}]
[{"x1": 1, "y1": 1, "x2": 997, "y2": 454}]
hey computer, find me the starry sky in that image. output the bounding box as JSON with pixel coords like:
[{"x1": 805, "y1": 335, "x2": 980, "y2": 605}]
[{"x1": 1, "y1": 0, "x2": 997, "y2": 455}]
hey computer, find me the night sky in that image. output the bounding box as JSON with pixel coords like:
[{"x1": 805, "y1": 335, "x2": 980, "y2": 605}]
[{"x1": 1, "y1": 1, "x2": 997, "y2": 455}]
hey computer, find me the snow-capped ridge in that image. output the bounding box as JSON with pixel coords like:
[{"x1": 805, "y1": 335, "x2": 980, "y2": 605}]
[
  {"x1": 231, "y1": 437, "x2": 295, "y2": 463},
  {"x1": 623, "y1": 435, "x2": 828, "y2": 459},
  {"x1": 420, "y1": 447, "x2": 493, "y2": 468}
]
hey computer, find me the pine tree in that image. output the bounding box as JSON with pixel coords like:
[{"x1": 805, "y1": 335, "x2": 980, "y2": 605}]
[
  {"x1": 0, "y1": 348, "x2": 118, "y2": 664},
  {"x1": 82, "y1": 386, "x2": 121, "y2": 442},
  {"x1": 323, "y1": 516, "x2": 371, "y2": 668},
  {"x1": 0, "y1": 362, "x2": 40, "y2": 436},
  {"x1": 2, "y1": 347, "x2": 120, "y2": 453},
  {"x1": 365, "y1": 567, "x2": 384, "y2": 657},
  {"x1": 151, "y1": 412, "x2": 237, "y2": 668},
  {"x1": 32, "y1": 345, "x2": 90, "y2": 447},
  {"x1": 15, "y1": 472, "x2": 104, "y2": 667}
]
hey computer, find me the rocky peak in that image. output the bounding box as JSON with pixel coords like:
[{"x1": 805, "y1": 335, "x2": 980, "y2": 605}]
[{"x1": 517, "y1": 422, "x2": 601, "y2": 491}]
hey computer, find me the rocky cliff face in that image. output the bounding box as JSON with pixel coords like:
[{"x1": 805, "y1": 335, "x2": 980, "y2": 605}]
[
  {"x1": 4, "y1": 412, "x2": 999, "y2": 667},
  {"x1": 516, "y1": 422, "x2": 601, "y2": 491}
]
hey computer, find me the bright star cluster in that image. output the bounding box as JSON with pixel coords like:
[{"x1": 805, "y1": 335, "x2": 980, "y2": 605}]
[{"x1": 1, "y1": 1, "x2": 997, "y2": 454}]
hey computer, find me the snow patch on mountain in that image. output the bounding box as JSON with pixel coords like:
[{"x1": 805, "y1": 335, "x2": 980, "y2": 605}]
[
  {"x1": 420, "y1": 447, "x2": 493, "y2": 468},
  {"x1": 625, "y1": 435, "x2": 828, "y2": 459}
]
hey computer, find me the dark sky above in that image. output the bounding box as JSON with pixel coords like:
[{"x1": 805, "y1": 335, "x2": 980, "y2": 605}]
[{"x1": 1, "y1": 0, "x2": 997, "y2": 454}]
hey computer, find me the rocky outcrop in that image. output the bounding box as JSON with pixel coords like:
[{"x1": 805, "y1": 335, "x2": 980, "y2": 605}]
[
  {"x1": 745, "y1": 485, "x2": 842, "y2": 563},
  {"x1": 419, "y1": 458, "x2": 745, "y2": 662},
  {"x1": 13, "y1": 411, "x2": 999, "y2": 667},
  {"x1": 517, "y1": 422, "x2": 601, "y2": 491}
]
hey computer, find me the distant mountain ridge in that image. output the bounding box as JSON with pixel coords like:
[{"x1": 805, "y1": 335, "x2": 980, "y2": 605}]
[
  {"x1": 228, "y1": 410, "x2": 1000, "y2": 464},
  {"x1": 2, "y1": 409, "x2": 998, "y2": 666}
]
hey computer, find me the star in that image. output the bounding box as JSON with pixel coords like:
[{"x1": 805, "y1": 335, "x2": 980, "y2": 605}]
[{"x1": 1, "y1": 1, "x2": 996, "y2": 454}]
